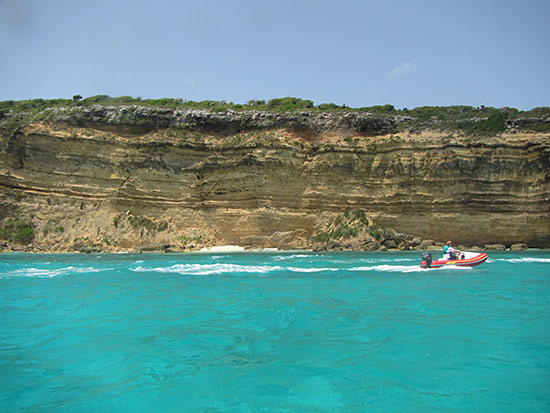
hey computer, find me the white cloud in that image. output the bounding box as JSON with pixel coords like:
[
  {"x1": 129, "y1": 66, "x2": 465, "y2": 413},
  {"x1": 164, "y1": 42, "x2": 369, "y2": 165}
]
[
  {"x1": 186, "y1": 75, "x2": 196, "y2": 88},
  {"x1": 388, "y1": 61, "x2": 419, "y2": 80}
]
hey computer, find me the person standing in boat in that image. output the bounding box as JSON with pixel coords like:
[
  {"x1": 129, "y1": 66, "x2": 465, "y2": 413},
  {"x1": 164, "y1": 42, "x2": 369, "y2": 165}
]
[{"x1": 443, "y1": 240, "x2": 459, "y2": 260}]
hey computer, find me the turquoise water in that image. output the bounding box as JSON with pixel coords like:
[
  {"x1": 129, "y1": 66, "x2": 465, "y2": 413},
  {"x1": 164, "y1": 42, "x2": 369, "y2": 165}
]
[{"x1": 0, "y1": 251, "x2": 549, "y2": 412}]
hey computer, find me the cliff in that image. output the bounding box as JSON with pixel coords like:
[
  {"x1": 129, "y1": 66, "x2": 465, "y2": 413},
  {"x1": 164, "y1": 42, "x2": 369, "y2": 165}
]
[{"x1": 0, "y1": 103, "x2": 549, "y2": 252}]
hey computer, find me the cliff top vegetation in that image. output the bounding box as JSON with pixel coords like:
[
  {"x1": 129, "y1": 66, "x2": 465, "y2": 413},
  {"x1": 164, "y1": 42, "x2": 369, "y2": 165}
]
[{"x1": 1, "y1": 96, "x2": 549, "y2": 135}]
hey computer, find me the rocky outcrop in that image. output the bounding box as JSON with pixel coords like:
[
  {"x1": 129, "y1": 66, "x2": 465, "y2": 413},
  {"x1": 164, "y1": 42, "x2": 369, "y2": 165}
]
[
  {"x1": 507, "y1": 117, "x2": 550, "y2": 129},
  {"x1": 0, "y1": 108, "x2": 549, "y2": 252},
  {"x1": 48, "y1": 105, "x2": 398, "y2": 137}
]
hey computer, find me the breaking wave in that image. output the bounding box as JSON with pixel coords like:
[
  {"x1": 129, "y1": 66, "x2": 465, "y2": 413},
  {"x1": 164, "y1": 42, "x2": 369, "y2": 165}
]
[
  {"x1": 273, "y1": 254, "x2": 320, "y2": 261},
  {"x1": 0, "y1": 266, "x2": 105, "y2": 279},
  {"x1": 287, "y1": 267, "x2": 339, "y2": 273}
]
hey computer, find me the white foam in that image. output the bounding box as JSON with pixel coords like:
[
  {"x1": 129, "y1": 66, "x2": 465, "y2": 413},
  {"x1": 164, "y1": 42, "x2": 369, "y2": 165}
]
[
  {"x1": 357, "y1": 257, "x2": 417, "y2": 264},
  {"x1": 67, "y1": 266, "x2": 104, "y2": 273},
  {"x1": 17, "y1": 268, "x2": 63, "y2": 278},
  {"x1": 287, "y1": 267, "x2": 339, "y2": 273},
  {"x1": 132, "y1": 263, "x2": 282, "y2": 276},
  {"x1": 349, "y1": 264, "x2": 472, "y2": 273},
  {"x1": 497, "y1": 257, "x2": 550, "y2": 263},
  {"x1": 350, "y1": 264, "x2": 424, "y2": 273},
  {"x1": 437, "y1": 265, "x2": 473, "y2": 271},
  {"x1": 4, "y1": 266, "x2": 104, "y2": 278},
  {"x1": 131, "y1": 263, "x2": 344, "y2": 275},
  {"x1": 274, "y1": 254, "x2": 318, "y2": 261}
]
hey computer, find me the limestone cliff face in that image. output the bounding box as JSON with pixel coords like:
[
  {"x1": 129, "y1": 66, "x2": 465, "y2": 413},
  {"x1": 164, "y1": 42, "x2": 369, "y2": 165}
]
[{"x1": 0, "y1": 107, "x2": 549, "y2": 251}]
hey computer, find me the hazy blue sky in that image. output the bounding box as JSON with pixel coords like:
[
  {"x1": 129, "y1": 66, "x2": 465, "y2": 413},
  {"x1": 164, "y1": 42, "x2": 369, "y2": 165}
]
[{"x1": 0, "y1": 0, "x2": 548, "y2": 109}]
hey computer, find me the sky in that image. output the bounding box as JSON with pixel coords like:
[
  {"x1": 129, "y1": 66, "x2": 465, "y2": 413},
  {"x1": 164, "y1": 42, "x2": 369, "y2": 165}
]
[{"x1": 0, "y1": 0, "x2": 548, "y2": 110}]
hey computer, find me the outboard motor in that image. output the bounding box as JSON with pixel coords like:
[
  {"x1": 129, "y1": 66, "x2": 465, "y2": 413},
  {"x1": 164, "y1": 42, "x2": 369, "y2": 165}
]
[{"x1": 420, "y1": 252, "x2": 433, "y2": 268}]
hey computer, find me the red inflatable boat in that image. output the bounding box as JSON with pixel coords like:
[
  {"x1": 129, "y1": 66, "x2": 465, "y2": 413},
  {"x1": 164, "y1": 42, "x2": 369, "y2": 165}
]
[{"x1": 420, "y1": 251, "x2": 488, "y2": 269}]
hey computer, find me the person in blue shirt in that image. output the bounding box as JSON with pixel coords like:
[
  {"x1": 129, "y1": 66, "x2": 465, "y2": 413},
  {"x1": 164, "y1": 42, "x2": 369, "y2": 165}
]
[{"x1": 443, "y1": 240, "x2": 458, "y2": 260}]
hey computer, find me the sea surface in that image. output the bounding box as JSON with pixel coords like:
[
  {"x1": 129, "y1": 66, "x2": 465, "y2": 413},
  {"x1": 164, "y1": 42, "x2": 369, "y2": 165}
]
[{"x1": 0, "y1": 251, "x2": 549, "y2": 412}]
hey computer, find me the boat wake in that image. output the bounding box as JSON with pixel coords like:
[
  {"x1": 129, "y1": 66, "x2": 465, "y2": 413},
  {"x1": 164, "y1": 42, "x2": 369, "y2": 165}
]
[
  {"x1": 131, "y1": 261, "x2": 474, "y2": 276},
  {"x1": 351, "y1": 264, "x2": 472, "y2": 273},
  {"x1": 495, "y1": 257, "x2": 550, "y2": 263},
  {"x1": 132, "y1": 263, "x2": 339, "y2": 275},
  {"x1": 351, "y1": 264, "x2": 428, "y2": 273},
  {"x1": 0, "y1": 254, "x2": 490, "y2": 280},
  {"x1": 132, "y1": 263, "x2": 282, "y2": 276}
]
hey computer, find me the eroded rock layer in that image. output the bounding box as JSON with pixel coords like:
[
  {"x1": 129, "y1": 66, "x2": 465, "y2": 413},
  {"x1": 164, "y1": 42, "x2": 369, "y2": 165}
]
[{"x1": 0, "y1": 113, "x2": 549, "y2": 251}]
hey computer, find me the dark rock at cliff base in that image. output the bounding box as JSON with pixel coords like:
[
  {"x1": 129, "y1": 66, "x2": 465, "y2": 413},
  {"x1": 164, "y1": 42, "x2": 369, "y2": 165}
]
[
  {"x1": 383, "y1": 239, "x2": 397, "y2": 249},
  {"x1": 326, "y1": 239, "x2": 343, "y2": 250},
  {"x1": 140, "y1": 242, "x2": 171, "y2": 252},
  {"x1": 364, "y1": 241, "x2": 381, "y2": 251},
  {"x1": 71, "y1": 241, "x2": 102, "y2": 254},
  {"x1": 484, "y1": 244, "x2": 506, "y2": 251}
]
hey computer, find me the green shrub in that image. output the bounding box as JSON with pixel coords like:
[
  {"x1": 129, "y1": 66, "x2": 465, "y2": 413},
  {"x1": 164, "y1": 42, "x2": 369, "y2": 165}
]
[
  {"x1": 247, "y1": 99, "x2": 265, "y2": 106},
  {"x1": 352, "y1": 209, "x2": 367, "y2": 222},
  {"x1": 317, "y1": 103, "x2": 342, "y2": 110},
  {"x1": 332, "y1": 224, "x2": 359, "y2": 239},
  {"x1": 522, "y1": 107, "x2": 550, "y2": 118},
  {"x1": 520, "y1": 123, "x2": 550, "y2": 132},
  {"x1": 157, "y1": 221, "x2": 168, "y2": 231},
  {"x1": 361, "y1": 104, "x2": 396, "y2": 114},
  {"x1": 82, "y1": 95, "x2": 111, "y2": 105},
  {"x1": 177, "y1": 235, "x2": 203, "y2": 245},
  {"x1": 127, "y1": 215, "x2": 168, "y2": 232},
  {"x1": 369, "y1": 230, "x2": 381, "y2": 240},
  {"x1": 368, "y1": 224, "x2": 383, "y2": 240},
  {"x1": 14, "y1": 227, "x2": 34, "y2": 243},
  {"x1": 0, "y1": 218, "x2": 34, "y2": 244},
  {"x1": 460, "y1": 111, "x2": 507, "y2": 135},
  {"x1": 266, "y1": 97, "x2": 314, "y2": 111},
  {"x1": 311, "y1": 232, "x2": 331, "y2": 243},
  {"x1": 102, "y1": 237, "x2": 118, "y2": 246},
  {"x1": 1, "y1": 96, "x2": 548, "y2": 133},
  {"x1": 332, "y1": 216, "x2": 343, "y2": 228},
  {"x1": 128, "y1": 215, "x2": 154, "y2": 230},
  {"x1": 2, "y1": 117, "x2": 25, "y2": 133}
]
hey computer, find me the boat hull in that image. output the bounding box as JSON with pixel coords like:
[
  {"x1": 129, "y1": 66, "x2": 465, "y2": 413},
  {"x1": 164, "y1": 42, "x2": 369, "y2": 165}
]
[{"x1": 420, "y1": 252, "x2": 488, "y2": 269}]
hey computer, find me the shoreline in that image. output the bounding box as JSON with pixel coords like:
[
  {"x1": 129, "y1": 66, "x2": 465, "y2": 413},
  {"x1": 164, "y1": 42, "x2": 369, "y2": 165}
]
[{"x1": 0, "y1": 245, "x2": 546, "y2": 255}]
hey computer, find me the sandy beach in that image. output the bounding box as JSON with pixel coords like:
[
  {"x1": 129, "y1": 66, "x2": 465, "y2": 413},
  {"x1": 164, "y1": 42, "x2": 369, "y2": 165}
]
[{"x1": 199, "y1": 245, "x2": 246, "y2": 253}]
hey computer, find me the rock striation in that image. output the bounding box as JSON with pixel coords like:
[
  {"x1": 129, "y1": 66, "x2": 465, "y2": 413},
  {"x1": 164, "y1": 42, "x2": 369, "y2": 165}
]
[{"x1": 0, "y1": 106, "x2": 549, "y2": 252}]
